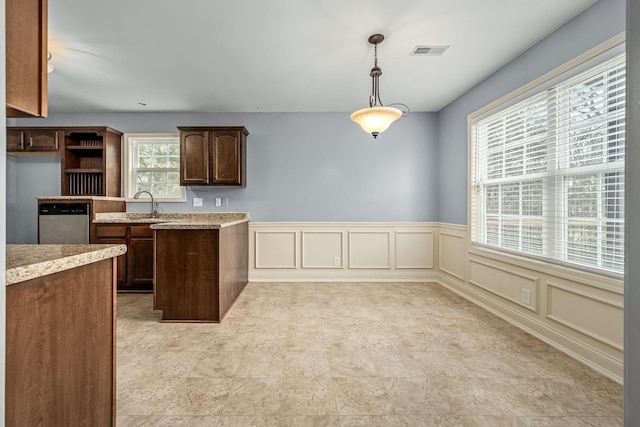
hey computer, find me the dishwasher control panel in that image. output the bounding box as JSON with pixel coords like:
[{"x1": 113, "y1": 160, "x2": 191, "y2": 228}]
[{"x1": 39, "y1": 203, "x2": 90, "y2": 215}]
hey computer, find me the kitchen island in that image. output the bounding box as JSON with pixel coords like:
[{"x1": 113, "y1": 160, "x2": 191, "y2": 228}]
[
  {"x1": 150, "y1": 213, "x2": 249, "y2": 322},
  {"x1": 6, "y1": 243, "x2": 126, "y2": 427}
]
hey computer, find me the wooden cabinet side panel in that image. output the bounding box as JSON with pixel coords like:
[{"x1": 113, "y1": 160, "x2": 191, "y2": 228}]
[
  {"x1": 180, "y1": 131, "x2": 210, "y2": 185},
  {"x1": 155, "y1": 229, "x2": 219, "y2": 320},
  {"x1": 6, "y1": 0, "x2": 47, "y2": 117},
  {"x1": 104, "y1": 131, "x2": 122, "y2": 197},
  {"x1": 6, "y1": 259, "x2": 115, "y2": 426},
  {"x1": 218, "y1": 222, "x2": 249, "y2": 319}
]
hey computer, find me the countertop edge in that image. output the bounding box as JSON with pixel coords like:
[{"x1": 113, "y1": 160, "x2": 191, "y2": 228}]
[
  {"x1": 6, "y1": 244, "x2": 128, "y2": 286},
  {"x1": 37, "y1": 196, "x2": 126, "y2": 202},
  {"x1": 150, "y1": 218, "x2": 250, "y2": 230}
]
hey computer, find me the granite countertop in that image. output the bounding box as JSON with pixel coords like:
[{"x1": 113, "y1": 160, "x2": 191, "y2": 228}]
[
  {"x1": 37, "y1": 196, "x2": 126, "y2": 202},
  {"x1": 6, "y1": 244, "x2": 127, "y2": 286},
  {"x1": 94, "y1": 212, "x2": 250, "y2": 229}
]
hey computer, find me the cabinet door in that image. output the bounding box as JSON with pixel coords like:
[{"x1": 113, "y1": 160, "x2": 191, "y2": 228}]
[
  {"x1": 180, "y1": 131, "x2": 210, "y2": 185},
  {"x1": 128, "y1": 225, "x2": 154, "y2": 291},
  {"x1": 6, "y1": 0, "x2": 47, "y2": 117},
  {"x1": 25, "y1": 129, "x2": 60, "y2": 151},
  {"x1": 7, "y1": 129, "x2": 24, "y2": 152},
  {"x1": 211, "y1": 130, "x2": 243, "y2": 185}
]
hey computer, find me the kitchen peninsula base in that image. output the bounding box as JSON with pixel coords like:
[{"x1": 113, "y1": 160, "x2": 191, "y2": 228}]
[
  {"x1": 153, "y1": 221, "x2": 248, "y2": 322},
  {"x1": 5, "y1": 244, "x2": 126, "y2": 427}
]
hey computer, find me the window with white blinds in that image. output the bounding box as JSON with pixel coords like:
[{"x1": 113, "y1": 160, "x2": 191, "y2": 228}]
[{"x1": 470, "y1": 52, "x2": 625, "y2": 275}]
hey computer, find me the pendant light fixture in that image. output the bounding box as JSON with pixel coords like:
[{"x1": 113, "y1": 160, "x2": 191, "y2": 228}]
[{"x1": 351, "y1": 34, "x2": 405, "y2": 138}]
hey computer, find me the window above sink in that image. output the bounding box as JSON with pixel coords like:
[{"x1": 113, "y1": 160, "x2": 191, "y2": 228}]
[{"x1": 124, "y1": 133, "x2": 186, "y2": 202}]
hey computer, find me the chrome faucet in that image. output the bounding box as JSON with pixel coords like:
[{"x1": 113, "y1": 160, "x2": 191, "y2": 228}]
[{"x1": 134, "y1": 190, "x2": 159, "y2": 218}]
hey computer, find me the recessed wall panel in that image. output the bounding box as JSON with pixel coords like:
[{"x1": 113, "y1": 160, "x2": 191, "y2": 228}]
[
  {"x1": 348, "y1": 232, "x2": 390, "y2": 269},
  {"x1": 439, "y1": 231, "x2": 465, "y2": 279},
  {"x1": 469, "y1": 258, "x2": 539, "y2": 311},
  {"x1": 547, "y1": 283, "x2": 623, "y2": 350},
  {"x1": 395, "y1": 231, "x2": 433, "y2": 269},
  {"x1": 302, "y1": 232, "x2": 343, "y2": 268},
  {"x1": 255, "y1": 231, "x2": 297, "y2": 269}
]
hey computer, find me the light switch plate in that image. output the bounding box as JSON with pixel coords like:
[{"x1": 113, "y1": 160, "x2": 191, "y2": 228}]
[
  {"x1": 193, "y1": 197, "x2": 203, "y2": 207},
  {"x1": 215, "y1": 198, "x2": 222, "y2": 207}
]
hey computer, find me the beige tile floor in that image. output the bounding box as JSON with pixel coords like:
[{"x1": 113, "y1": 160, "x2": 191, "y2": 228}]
[{"x1": 116, "y1": 282, "x2": 623, "y2": 427}]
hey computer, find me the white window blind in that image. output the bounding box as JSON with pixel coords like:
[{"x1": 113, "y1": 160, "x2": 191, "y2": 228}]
[{"x1": 471, "y1": 53, "x2": 625, "y2": 275}]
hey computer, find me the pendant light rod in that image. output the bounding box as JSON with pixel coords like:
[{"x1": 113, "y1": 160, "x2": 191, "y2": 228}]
[{"x1": 369, "y1": 34, "x2": 384, "y2": 108}]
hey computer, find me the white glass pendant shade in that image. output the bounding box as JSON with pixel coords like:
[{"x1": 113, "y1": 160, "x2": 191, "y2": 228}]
[{"x1": 350, "y1": 106, "x2": 402, "y2": 138}]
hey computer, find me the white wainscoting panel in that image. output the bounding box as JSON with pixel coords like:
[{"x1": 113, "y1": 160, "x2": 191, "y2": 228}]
[
  {"x1": 547, "y1": 281, "x2": 623, "y2": 352},
  {"x1": 249, "y1": 222, "x2": 437, "y2": 282},
  {"x1": 254, "y1": 231, "x2": 297, "y2": 269},
  {"x1": 348, "y1": 231, "x2": 391, "y2": 269},
  {"x1": 395, "y1": 231, "x2": 434, "y2": 269},
  {"x1": 438, "y1": 229, "x2": 466, "y2": 280},
  {"x1": 301, "y1": 231, "x2": 344, "y2": 269},
  {"x1": 436, "y1": 223, "x2": 624, "y2": 384},
  {"x1": 469, "y1": 258, "x2": 540, "y2": 312}
]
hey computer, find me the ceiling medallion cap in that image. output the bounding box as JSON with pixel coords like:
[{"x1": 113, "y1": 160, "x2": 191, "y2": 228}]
[
  {"x1": 368, "y1": 34, "x2": 384, "y2": 45},
  {"x1": 370, "y1": 66, "x2": 382, "y2": 77}
]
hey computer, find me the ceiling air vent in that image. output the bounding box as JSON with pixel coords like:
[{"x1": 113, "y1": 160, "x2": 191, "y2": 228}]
[{"x1": 411, "y1": 45, "x2": 449, "y2": 56}]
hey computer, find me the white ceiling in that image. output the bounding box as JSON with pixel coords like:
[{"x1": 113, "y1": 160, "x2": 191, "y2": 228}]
[{"x1": 47, "y1": 0, "x2": 598, "y2": 114}]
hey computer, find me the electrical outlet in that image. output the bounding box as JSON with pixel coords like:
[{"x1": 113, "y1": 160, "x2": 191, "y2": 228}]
[
  {"x1": 522, "y1": 288, "x2": 532, "y2": 305},
  {"x1": 193, "y1": 197, "x2": 203, "y2": 207},
  {"x1": 215, "y1": 198, "x2": 222, "y2": 207},
  {"x1": 333, "y1": 256, "x2": 340, "y2": 266},
  {"x1": 223, "y1": 197, "x2": 229, "y2": 207}
]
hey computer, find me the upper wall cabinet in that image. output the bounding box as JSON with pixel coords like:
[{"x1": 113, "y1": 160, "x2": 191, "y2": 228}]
[
  {"x1": 62, "y1": 127, "x2": 123, "y2": 197},
  {"x1": 7, "y1": 127, "x2": 61, "y2": 154},
  {"x1": 6, "y1": 0, "x2": 48, "y2": 117},
  {"x1": 178, "y1": 126, "x2": 248, "y2": 187}
]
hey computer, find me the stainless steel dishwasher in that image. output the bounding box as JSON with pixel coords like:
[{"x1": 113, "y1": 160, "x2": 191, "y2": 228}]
[{"x1": 38, "y1": 203, "x2": 90, "y2": 244}]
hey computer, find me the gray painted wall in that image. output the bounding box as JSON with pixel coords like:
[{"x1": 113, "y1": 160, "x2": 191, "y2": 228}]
[
  {"x1": 625, "y1": 0, "x2": 639, "y2": 423},
  {"x1": 8, "y1": 112, "x2": 438, "y2": 242},
  {"x1": 5, "y1": 156, "x2": 60, "y2": 244},
  {"x1": 436, "y1": 0, "x2": 626, "y2": 224},
  {"x1": 5, "y1": 154, "x2": 15, "y2": 244}
]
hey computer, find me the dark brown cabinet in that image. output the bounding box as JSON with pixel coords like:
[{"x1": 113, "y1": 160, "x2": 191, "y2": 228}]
[
  {"x1": 94, "y1": 223, "x2": 153, "y2": 292},
  {"x1": 154, "y1": 221, "x2": 249, "y2": 322},
  {"x1": 6, "y1": 255, "x2": 117, "y2": 426},
  {"x1": 7, "y1": 128, "x2": 61, "y2": 153},
  {"x1": 62, "y1": 127, "x2": 123, "y2": 197},
  {"x1": 6, "y1": 0, "x2": 47, "y2": 117},
  {"x1": 178, "y1": 126, "x2": 248, "y2": 187}
]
